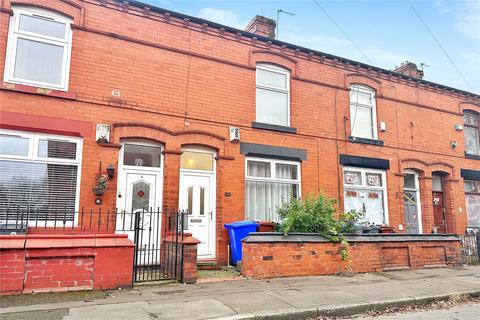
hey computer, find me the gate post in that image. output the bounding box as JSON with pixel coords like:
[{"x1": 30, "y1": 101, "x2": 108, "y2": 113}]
[{"x1": 178, "y1": 232, "x2": 201, "y2": 284}]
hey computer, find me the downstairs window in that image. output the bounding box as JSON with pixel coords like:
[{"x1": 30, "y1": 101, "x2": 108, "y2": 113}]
[
  {"x1": 245, "y1": 158, "x2": 300, "y2": 222},
  {"x1": 465, "y1": 180, "x2": 480, "y2": 228},
  {"x1": 0, "y1": 130, "x2": 82, "y2": 223},
  {"x1": 343, "y1": 167, "x2": 388, "y2": 225}
]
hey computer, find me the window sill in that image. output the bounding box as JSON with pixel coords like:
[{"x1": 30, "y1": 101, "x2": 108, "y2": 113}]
[
  {"x1": 1, "y1": 82, "x2": 76, "y2": 100},
  {"x1": 465, "y1": 153, "x2": 480, "y2": 160},
  {"x1": 348, "y1": 136, "x2": 385, "y2": 146},
  {"x1": 252, "y1": 122, "x2": 297, "y2": 134}
]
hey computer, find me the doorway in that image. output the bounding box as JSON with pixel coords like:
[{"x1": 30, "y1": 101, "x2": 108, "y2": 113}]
[
  {"x1": 432, "y1": 174, "x2": 446, "y2": 234},
  {"x1": 179, "y1": 148, "x2": 216, "y2": 260},
  {"x1": 403, "y1": 170, "x2": 422, "y2": 234},
  {"x1": 116, "y1": 141, "x2": 163, "y2": 244}
]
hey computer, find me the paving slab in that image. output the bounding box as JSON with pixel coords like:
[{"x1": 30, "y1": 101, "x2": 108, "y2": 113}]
[
  {"x1": 63, "y1": 301, "x2": 152, "y2": 320},
  {"x1": 1, "y1": 266, "x2": 479, "y2": 320},
  {"x1": 144, "y1": 298, "x2": 237, "y2": 319},
  {"x1": 216, "y1": 291, "x2": 293, "y2": 313}
]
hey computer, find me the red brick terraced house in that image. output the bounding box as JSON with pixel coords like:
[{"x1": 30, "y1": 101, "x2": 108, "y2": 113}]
[{"x1": 0, "y1": 0, "x2": 479, "y2": 269}]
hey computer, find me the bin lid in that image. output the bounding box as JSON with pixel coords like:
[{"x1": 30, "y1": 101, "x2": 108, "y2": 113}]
[{"x1": 224, "y1": 221, "x2": 259, "y2": 229}]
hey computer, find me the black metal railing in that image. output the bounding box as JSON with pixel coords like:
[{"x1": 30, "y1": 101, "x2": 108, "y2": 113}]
[{"x1": 0, "y1": 207, "x2": 188, "y2": 234}]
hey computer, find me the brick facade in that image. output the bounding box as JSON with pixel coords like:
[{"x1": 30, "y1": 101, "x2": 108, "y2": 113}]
[
  {"x1": 242, "y1": 234, "x2": 461, "y2": 279},
  {"x1": 0, "y1": 0, "x2": 479, "y2": 267}
]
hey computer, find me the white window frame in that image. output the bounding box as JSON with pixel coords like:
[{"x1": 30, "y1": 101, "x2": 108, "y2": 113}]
[
  {"x1": 3, "y1": 6, "x2": 73, "y2": 91},
  {"x1": 120, "y1": 140, "x2": 164, "y2": 173},
  {"x1": 349, "y1": 84, "x2": 378, "y2": 140},
  {"x1": 256, "y1": 64, "x2": 291, "y2": 127},
  {"x1": 342, "y1": 166, "x2": 389, "y2": 225},
  {"x1": 245, "y1": 157, "x2": 301, "y2": 221},
  {"x1": 0, "y1": 129, "x2": 83, "y2": 225},
  {"x1": 403, "y1": 169, "x2": 423, "y2": 233}
]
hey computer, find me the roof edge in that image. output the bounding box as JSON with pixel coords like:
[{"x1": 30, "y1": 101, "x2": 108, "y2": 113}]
[{"x1": 116, "y1": 0, "x2": 479, "y2": 99}]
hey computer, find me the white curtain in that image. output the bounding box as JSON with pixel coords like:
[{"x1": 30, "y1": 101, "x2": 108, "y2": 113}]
[{"x1": 245, "y1": 162, "x2": 297, "y2": 222}]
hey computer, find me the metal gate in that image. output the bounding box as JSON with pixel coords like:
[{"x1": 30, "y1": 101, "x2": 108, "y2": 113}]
[
  {"x1": 116, "y1": 209, "x2": 187, "y2": 283},
  {"x1": 460, "y1": 232, "x2": 480, "y2": 265}
]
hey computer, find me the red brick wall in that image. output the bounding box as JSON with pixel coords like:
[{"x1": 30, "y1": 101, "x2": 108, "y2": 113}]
[
  {"x1": 242, "y1": 235, "x2": 461, "y2": 279},
  {"x1": 0, "y1": 0, "x2": 478, "y2": 267},
  {"x1": 0, "y1": 234, "x2": 134, "y2": 295}
]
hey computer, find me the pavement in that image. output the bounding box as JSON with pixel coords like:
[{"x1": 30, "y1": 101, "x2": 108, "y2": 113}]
[{"x1": 1, "y1": 265, "x2": 479, "y2": 320}]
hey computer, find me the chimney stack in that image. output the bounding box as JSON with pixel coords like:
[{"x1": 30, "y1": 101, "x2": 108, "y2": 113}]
[
  {"x1": 393, "y1": 61, "x2": 424, "y2": 79},
  {"x1": 244, "y1": 15, "x2": 276, "y2": 39}
]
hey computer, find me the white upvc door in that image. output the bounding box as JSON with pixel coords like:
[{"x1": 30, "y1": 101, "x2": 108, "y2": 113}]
[{"x1": 179, "y1": 171, "x2": 216, "y2": 259}]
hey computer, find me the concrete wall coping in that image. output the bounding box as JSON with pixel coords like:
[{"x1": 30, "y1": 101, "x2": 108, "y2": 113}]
[{"x1": 242, "y1": 232, "x2": 461, "y2": 243}]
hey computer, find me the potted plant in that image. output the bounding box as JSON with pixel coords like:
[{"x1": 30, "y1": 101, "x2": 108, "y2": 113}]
[{"x1": 93, "y1": 170, "x2": 109, "y2": 196}]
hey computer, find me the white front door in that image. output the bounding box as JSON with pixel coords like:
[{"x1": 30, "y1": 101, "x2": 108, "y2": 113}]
[
  {"x1": 117, "y1": 171, "x2": 162, "y2": 264},
  {"x1": 179, "y1": 172, "x2": 215, "y2": 259}
]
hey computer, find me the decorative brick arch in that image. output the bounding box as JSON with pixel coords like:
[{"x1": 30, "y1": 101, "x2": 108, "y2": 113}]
[
  {"x1": 400, "y1": 159, "x2": 429, "y2": 176},
  {"x1": 8, "y1": 0, "x2": 83, "y2": 24},
  {"x1": 430, "y1": 162, "x2": 455, "y2": 179},
  {"x1": 459, "y1": 101, "x2": 480, "y2": 114},
  {"x1": 345, "y1": 73, "x2": 382, "y2": 95},
  {"x1": 110, "y1": 122, "x2": 227, "y2": 155},
  {"x1": 250, "y1": 49, "x2": 298, "y2": 76}
]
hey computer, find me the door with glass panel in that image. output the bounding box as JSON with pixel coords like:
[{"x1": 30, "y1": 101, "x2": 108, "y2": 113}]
[
  {"x1": 116, "y1": 142, "x2": 163, "y2": 264},
  {"x1": 403, "y1": 171, "x2": 422, "y2": 234},
  {"x1": 179, "y1": 150, "x2": 216, "y2": 259}
]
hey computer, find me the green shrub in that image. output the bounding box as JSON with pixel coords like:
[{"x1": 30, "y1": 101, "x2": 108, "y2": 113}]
[{"x1": 276, "y1": 193, "x2": 363, "y2": 260}]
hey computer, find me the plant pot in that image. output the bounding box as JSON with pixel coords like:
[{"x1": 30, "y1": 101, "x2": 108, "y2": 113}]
[{"x1": 92, "y1": 187, "x2": 105, "y2": 196}]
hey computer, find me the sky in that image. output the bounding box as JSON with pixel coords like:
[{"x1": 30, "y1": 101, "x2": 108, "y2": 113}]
[{"x1": 142, "y1": 0, "x2": 480, "y2": 94}]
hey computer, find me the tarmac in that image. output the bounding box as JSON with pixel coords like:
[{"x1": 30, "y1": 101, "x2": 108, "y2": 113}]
[{"x1": 1, "y1": 265, "x2": 479, "y2": 320}]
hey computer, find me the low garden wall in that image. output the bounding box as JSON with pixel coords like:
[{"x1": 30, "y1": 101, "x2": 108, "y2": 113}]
[
  {"x1": 0, "y1": 234, "x2": 134, "y2": 295},
  {"x1": 241, "y1": 233, "x2": 461, "y2": 279}
]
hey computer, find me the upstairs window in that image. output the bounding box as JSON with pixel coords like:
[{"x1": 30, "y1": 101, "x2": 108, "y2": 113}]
[
  {"x1": 464, "y1": 111, "x2": 480, "y2": 156},
  {"x1": 256, "y1": 64, "x2": 290, "y2": 127},
  {"x1": 4, "y1": 6, "x2": 73, "y2": 91},
  {"x1": 349, "y1": 85, "x2": 377, "y2": 140}
]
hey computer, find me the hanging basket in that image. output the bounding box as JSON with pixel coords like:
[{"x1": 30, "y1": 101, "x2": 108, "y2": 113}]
[{"x1": 92, "y1": 187, "x2": 106, "y2": 196}]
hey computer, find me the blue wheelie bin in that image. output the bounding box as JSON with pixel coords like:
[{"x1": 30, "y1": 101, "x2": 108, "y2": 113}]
[{"x1": 224, "y1": 221, "x2": 259, "y2": 265}]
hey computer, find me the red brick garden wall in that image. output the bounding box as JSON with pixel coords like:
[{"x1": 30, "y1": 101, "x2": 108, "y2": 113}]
[
  {"x1": 0, "y1": 234, "x2": 134, "y2": 295},
  {"x1": 241, "y1": 234, "x2": 461, "y2": 279}
]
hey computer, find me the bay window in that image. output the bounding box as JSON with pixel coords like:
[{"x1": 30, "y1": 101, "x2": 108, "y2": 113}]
[
  {"x1": 465, "y1": 180, "x2": 480, "y2": 228},
  {"x1": 4, "y1": 6, "x2": 73, "y2": 91},
  {"x1": 349, "y1": 85, "x2": 378, "y2": 140},
  {"x1": 0, "y1": 130, "x2": 82, "y2": 223},
  {"x1": 256, "y1": 64, "x2": 290, "y2": 127},
  {"x1": 343, "y1": 167, "x2": 388, "y2": 225},
  {"x1": 464, "y1": 111, "x2": 480, "y2": 156},
  {"x1": 245, "y1": 158, "x2": 300, "y2": 222}
]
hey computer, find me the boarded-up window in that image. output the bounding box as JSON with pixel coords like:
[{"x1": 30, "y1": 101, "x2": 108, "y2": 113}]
[{"x1": 465, "y1": 180, "x2": 480, "y2": 228}]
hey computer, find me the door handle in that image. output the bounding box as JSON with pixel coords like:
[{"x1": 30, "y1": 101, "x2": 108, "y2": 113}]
[{"x1": 208, "y1": 211, "x2": 213, "y2": 220}]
